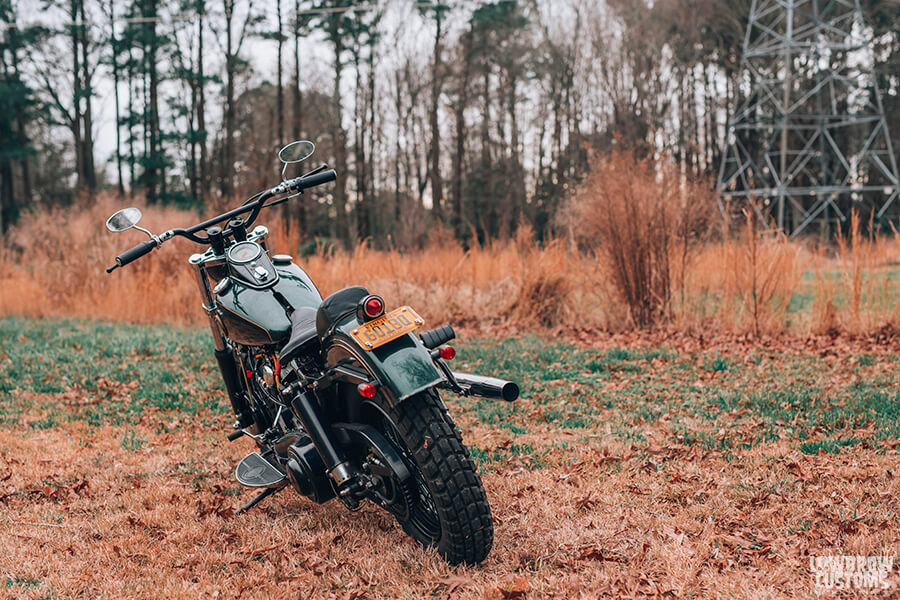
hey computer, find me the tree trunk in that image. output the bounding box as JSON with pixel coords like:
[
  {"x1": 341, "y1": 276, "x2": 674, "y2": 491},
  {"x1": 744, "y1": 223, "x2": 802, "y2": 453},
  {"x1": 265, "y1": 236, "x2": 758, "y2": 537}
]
[
  {"x1": 677, "y1": 67, "x2": 686, "y2": 171},
  {"x1": 223, "y1": 0, "x2": 236, "y2": 197},
  {"x1": 0, "y1": 52, "x2": 11, "y2": 232},
  {"x1": 109, "y1": 0, "x2": 124, "y2": 195},
  {"x1": 189, "y1": 39, "x2": 199, "y2": 204},
  {"x1": 507, "y1": 72, "x2": 522, "y2": 235},
  {"x1": 689, "y1": 65, "x2": 700, "y2": 177},
  {"x1": 79, "y1": 0, "x2": 96, "y2": 190},
  {"x1": 353, "y1": 46, "x2": 367, "y2": 239},
  {"x1": 393, "y1": 69, "x2": 403, "y2": 239},
  {"x1": 365, "y1": 39, "x2": 377, "y2": 239},
  {"x1": 128, "y1": 45, "x2": 136, "y2": 188},
  {"x1": 292, "y1": 0, "x2": 305, "y2": 234},
  {"x1": 480, "y1": 70, "x2": 490, "y2": 167},
  {"x1": 451, "y1": 51, "x2": 469, "y2": 237},
  {"x1": 331, "y1": 33, "x2": 349, "y2": 244},
  {"x1": 70, "y1": 0, "x2": 84, "y2": 190},
  {"x1": 0, "y1": 159, "x2": 11, "y2": 234},
  {"x1": 148, "y1": 0, "x2": 162, "y2": 200},
  {"x1": 198, "y1": 3, "x2": 208, "y2": 202},
  {"x1": 10, "y1": 39, "x2": 31, "y2": 202},
  {"x1": 428, "y1": 12, "x2": 444, "y2": 223},
  {"x1": 292, "y1": 0, "x2": 302, "y2": 141},
  {"x1": 276, "y1": 0, "x2": 283, "y2": 149},
  {"x1": 703, "y1": 63, "x2": 713, "y2": 174}
]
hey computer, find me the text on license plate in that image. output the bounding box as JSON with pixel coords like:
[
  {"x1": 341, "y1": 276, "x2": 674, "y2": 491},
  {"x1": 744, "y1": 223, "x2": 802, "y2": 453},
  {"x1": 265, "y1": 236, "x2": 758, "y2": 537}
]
[{"x1": 350, "y1": 306, "x2": 423, "y2": 350}]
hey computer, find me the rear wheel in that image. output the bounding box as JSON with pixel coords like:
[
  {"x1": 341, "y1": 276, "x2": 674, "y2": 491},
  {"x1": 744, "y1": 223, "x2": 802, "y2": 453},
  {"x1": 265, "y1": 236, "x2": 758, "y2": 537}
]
[{"x1": 363, "y1": 390, "x2": 493, "y2": 565}]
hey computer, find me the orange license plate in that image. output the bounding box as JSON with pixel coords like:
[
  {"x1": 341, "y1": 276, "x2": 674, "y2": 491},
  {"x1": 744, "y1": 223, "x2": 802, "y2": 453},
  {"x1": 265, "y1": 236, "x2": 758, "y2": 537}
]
[{"x1": 350, "y1": 306, "x2": 423, "y2": 350}]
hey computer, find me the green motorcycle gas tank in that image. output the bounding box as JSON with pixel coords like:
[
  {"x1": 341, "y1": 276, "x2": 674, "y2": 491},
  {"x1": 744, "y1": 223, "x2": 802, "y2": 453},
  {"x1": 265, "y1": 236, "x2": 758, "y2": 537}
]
[{"x1": 215, "y1": 262, "x2": 322, "y2": 346}]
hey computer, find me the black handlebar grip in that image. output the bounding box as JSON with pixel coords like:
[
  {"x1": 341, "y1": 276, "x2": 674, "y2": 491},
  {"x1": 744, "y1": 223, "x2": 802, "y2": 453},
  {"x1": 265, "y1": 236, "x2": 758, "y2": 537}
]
[
  {"x1": 115, "y1": 240, "x2": 158, "y2": 267},
  {"x1": 297, "y1": 169, "x2": 337, "y2": 191},
  {"x1": 420, "y1": 325, "x2": 455, "y2": 349}
]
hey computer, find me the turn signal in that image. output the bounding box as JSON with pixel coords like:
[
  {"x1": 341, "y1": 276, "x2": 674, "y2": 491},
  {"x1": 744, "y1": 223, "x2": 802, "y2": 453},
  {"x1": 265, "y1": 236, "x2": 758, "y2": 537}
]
[
  {"x1": 357, "y1": 383, "x2": 377, "y2": 398},
  {"x1": 364, "y1": 295, "x2": 385, "y2": 319},
  {"x1": 439, "y1": 345, "x2": 456, "y2": 360}
]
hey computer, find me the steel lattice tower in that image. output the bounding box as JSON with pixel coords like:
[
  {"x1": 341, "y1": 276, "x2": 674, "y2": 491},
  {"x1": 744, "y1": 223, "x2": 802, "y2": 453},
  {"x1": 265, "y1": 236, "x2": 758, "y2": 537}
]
[{"x1": 717, "y1": 0, "x2": 899, "y2": 236}]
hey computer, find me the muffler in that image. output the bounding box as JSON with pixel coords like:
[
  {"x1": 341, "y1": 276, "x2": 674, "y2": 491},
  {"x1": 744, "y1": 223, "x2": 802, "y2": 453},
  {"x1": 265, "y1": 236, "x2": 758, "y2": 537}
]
[{"x1": 452, "y1": 372, "x2": 519, "y2": 402}]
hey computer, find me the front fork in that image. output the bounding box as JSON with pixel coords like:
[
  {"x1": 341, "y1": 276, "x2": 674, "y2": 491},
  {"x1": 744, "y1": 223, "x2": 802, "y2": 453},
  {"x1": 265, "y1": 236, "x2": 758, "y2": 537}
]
[{"x1": 190, "y1": 255, "x2": 253, "y2": 427}]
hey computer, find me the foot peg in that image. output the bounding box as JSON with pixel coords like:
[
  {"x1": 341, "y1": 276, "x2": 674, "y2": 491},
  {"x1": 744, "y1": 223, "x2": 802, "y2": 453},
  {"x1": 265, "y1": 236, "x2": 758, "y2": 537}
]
[
  {"x1": 235, "y1": 452, "x2": 287, "y2": 487},
  {"x1": 420, "y1": 324, "x2": 455, "y2": 349}
]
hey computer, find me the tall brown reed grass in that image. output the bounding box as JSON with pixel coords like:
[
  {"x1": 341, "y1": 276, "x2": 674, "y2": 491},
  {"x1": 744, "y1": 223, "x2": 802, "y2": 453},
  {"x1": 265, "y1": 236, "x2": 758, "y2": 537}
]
[
  {"x1": 822, "y1": 210, "x2": 899, "y2": 333},
  {"x1": 0, "y1": 194, "x2": 598, "y2": 330},
  {"x1": 2, "y1": 192, "x2": 900, "y2": 336},
  {"x1": 723, "y1": 208, "x2": 800, "y2": 336}
]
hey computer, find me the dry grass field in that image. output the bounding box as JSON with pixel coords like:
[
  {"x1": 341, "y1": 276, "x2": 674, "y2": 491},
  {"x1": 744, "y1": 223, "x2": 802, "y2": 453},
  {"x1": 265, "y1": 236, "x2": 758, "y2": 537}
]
[
  {"x1": 1, "y1": 319, "x2": 899, "y2": 599},
  {"x1": 4, "y1": 194, "x2": 900, "y2": 335},
  {"x1": 2, "y1": 199, "x2": 900, "y2": 598}
]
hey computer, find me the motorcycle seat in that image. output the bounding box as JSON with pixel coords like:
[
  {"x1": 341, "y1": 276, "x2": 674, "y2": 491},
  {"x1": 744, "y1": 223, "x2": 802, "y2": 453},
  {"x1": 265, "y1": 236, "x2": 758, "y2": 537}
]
[
  {"x1": 279, "y1": 306, "x2": 319, "y2": 360},
  {"x1": 315, "y1": 286, "x2": 369, "y2": 340}
]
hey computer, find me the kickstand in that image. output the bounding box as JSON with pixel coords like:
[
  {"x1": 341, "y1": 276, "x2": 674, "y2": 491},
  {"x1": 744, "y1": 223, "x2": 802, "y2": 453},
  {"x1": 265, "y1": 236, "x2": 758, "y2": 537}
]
[{"x1": 236, "y1": 484, "x2": 286, "y2": 515}]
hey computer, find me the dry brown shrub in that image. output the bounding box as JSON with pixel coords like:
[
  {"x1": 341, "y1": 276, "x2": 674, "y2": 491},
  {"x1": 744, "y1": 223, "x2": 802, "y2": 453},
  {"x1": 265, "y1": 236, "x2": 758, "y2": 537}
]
[{"x1": 567, "y1": 149, "x2": 714, "y2": 328}]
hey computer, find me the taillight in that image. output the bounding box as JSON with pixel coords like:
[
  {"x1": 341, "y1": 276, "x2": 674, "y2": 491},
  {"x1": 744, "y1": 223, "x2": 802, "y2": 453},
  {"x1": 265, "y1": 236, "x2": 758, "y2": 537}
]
[
  {"x1": 439, "y1": 345, "x2": 456, "y2": 360},
  {"x1": 363, "y1": 295, "x2": 385, "y2": 319},
  {"x1": 357, "y1": 383, "x2": 377, "y2": 398}
]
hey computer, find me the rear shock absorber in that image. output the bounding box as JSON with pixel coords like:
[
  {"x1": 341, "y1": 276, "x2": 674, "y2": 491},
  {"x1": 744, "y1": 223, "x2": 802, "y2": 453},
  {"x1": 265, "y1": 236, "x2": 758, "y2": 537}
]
[{"x1": 289, "y1": 389, "x2": 356, "y2": 492}]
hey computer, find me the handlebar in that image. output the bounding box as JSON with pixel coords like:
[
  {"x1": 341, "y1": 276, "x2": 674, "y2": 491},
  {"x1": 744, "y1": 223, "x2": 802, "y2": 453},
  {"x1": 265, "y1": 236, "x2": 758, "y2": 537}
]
[
  {"x1": 106, "y1": 166, "x2": 336, "y2": 272},
  {"x1": 284, "y1": 168, "x2": 336, "y2": 192},
  {"x1": 106, "y1": 239, "x2": 159, "y2": 273}
]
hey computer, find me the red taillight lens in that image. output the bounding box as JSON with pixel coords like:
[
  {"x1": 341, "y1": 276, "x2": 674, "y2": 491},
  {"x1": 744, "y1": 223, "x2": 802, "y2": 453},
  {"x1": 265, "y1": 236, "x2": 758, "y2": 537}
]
[
  {"x1": 364, "y1": 296, "x2": 384, "y2": 318},
  {"x1": 439, "y1": 345, "x2": 456, "y2": 360},
  {"x1": 357, "y1": 383, "x2": 377, "y2": 398}
]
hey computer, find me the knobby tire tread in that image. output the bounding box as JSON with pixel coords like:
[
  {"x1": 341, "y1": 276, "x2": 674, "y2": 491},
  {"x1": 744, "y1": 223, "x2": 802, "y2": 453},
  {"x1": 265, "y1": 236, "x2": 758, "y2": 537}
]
[{"x1": 380, "y1": 390, "x2": 493, "y2": 565}]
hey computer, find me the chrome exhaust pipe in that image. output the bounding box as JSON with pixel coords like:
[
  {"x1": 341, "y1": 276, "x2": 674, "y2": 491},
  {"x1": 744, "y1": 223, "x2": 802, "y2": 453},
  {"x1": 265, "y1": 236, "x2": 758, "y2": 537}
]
[{"x1": 451, "y1": 372, "x2": 519, "y2": 402}]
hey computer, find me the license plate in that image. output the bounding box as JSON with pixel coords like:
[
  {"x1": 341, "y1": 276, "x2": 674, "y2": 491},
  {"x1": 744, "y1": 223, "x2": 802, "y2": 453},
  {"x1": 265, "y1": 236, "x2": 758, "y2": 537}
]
[{"x1": 350, "y1": 306, "x2": 423, "y2": 350}]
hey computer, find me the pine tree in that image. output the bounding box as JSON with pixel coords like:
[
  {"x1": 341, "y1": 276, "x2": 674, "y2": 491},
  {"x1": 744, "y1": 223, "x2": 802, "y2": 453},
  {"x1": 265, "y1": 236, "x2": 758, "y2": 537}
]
[{"x1": 0, "y1": 0, "x2": 37, "y2": 232}]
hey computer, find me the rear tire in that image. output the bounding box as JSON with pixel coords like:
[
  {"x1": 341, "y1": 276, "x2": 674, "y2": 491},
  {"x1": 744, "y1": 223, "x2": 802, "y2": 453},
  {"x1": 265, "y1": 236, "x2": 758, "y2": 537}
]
[{"x1": 367, "y1": 390, "x2": 493, "y2": 565}]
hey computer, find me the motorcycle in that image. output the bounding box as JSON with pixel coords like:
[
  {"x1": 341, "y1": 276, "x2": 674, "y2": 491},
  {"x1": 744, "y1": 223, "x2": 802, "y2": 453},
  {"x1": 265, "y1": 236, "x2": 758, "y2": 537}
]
[{"x1": 104, "y1": 141, "x2": 519, "y2": 565}]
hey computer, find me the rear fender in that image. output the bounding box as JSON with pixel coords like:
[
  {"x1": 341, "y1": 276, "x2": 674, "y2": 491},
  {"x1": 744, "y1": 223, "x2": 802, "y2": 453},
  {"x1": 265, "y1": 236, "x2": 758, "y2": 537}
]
[{"x1": 323, "y1": 317, "x2": 443, "y2": 406}]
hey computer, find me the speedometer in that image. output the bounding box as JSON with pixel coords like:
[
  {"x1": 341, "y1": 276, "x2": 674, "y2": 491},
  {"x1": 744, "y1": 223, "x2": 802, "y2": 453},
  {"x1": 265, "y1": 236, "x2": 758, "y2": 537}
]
[{"x1": 228, "y1": 241, "x2": 262, "y2": 264}]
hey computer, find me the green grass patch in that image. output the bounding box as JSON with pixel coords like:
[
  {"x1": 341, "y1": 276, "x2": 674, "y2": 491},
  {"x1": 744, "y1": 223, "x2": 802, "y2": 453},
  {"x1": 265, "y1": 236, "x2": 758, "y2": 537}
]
[
  {"x1": 3, "y1": 318, "x2": 898, "y2": 456},
  {"x1": 468, "y1": 442, "x2": 549, "y2": 470},
  {"x1": 0, "y1": 317, "x2": 224, "y2": 427},
  {"x1": 799, "y1": 437, "x2": 863, "y2": 455},
  {"x1": 4, "y1": 577, "x2": 42, "y2": 589},
  {"x1": 703, "y1": 351, "x2": 730, "y2": 372},
  {"x1": 856, "y1": 354, "x2": 876, "y2": 367},
  {"x1": 121, "y1": 428, "x2": 147, "y2": 452}
]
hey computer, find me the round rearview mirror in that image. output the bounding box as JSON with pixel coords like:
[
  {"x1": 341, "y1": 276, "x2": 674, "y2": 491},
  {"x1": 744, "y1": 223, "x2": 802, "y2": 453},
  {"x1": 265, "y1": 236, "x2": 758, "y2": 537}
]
[
  {"x1": 106, "y1": 207, "x2": 143, "y2": 233},
  {"x1": 278, "y1": 140, "x2": 315, "y2": 164}
]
